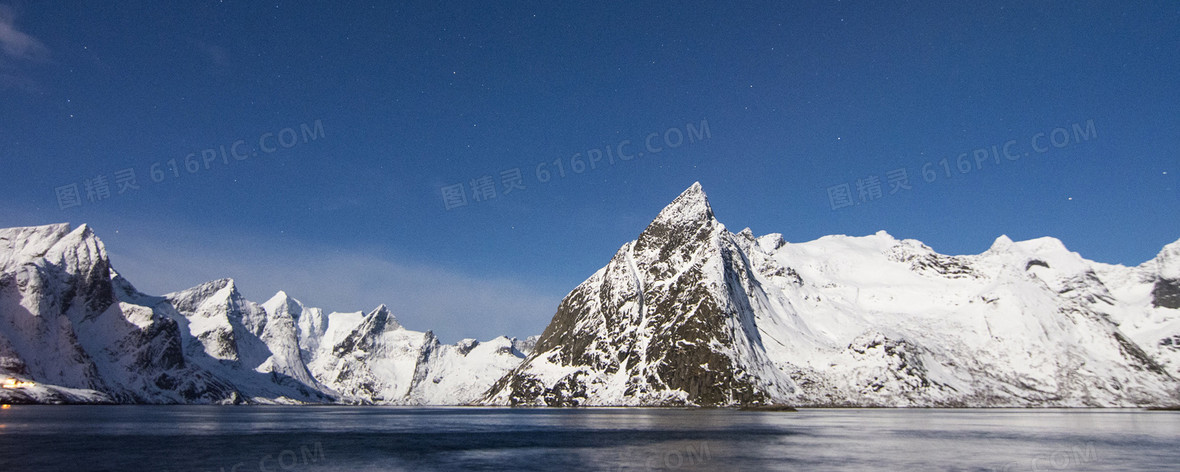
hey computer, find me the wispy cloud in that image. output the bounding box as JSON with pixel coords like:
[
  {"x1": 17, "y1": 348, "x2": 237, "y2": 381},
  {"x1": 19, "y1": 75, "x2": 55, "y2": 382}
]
[
  {"x1": 103, "y1": 224, "x2": 560, "y2": 344},
  {"x1": 0, "y1": 5, "x2": 47, "y2": 62},
  {"x1": 0, "y1": 4, "x2": 49, "y2": 91}
]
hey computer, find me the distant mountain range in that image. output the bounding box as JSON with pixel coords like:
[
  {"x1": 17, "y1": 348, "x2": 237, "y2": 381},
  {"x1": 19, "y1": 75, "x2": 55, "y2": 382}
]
[
  {"x1": 0, "y1": 223, "x2": 532, "y2": 404},
  {"x1": 3, "y1": 183, "x2": 1178, "y2": 406}
]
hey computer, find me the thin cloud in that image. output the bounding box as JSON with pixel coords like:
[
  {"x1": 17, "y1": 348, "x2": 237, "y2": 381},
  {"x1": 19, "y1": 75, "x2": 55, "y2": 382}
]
[
  {"x1": 104, "y1": 228, "x2": 560, "y2": 344},
  {"x1": 0, "y1": 4, "x2": 48, "y2": 92},
  {"x1": 0, "y1": 5, "x2": 48, "y2": 63}
]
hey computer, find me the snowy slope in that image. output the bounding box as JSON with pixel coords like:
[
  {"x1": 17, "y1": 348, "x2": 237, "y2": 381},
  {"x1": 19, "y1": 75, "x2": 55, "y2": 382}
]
[
  {"x1": 1092, "y1": 239, "x2": 1180, "y2": 377},
  {"x1": 303, "y1": 304, "x2": 533, "y2": 405},
  {"x1": 0, "y1": 224, "x2": 239, "y2": 404},
  {"x1": 484, "y1": 183, "x2": 1180, "y2": 407},
  {"x1": 3, "y1": 192, "x2": 1177, "y2": 407},
  {"x1": 0, "y1": 223, "x2": 529, "y2": 405},
  {"x1": 159, "y1": 278, "x2": 332, "y2": 403}
]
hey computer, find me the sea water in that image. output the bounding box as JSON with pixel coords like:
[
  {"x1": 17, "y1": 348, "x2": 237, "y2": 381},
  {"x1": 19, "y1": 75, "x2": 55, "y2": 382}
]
[{"x1": 1, "y1": 406, "x2": 1177, "y2": 471}]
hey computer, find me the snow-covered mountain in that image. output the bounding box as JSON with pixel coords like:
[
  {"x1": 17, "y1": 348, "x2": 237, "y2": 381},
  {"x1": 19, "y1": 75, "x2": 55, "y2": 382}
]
[
  {"x1": 0, "y1": 223, "x2": 531, "y2": 404},
  {"x1": 483, "y1": 183, "x2": 1180, "y2": 407},
  {"x1": 3, "y1": 184, "x2": 1178, "y2": 407}
]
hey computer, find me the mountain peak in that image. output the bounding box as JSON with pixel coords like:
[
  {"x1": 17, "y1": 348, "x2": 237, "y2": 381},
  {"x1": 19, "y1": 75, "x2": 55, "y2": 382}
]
[
  {"x1": 988, "y1": 235, "x2": 1015, "y2": 252},
  {"x1": 262, "y1": 290, "x2": 298, "y2": 317},
  {"x1": 1011, "y1": 236, "x2": 1072, "y2": 259},
  {"x1": 650, "y1": 182, "x2": 715, "y2": 226},
  {"x1": 211, "y1": 277, "x2": 238, "y2": 292},
  {"x1": 1153, "y1": 238, "x2": 1180, "y2": 279},
  {"x1": 362, "y1": 304, "x2": 402, "y2": 332},
  {"x1": 677, "y1": 181, "x2": 708, "y2": 205},
  {"x1": 169, "y1": 278, "x2": 239, "y2": 304},
  {"x1": 0, "y1": 223, "x2": 108, "y2": 274},
  {"x1": 634, "y1": 182, "x2": 720, "y2": 254}
]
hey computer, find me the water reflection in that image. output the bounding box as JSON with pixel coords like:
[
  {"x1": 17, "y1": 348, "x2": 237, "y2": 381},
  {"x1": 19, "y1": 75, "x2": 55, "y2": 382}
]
[{"x1": 0, "y1": 406, "x2": 1176, "y2": 471}]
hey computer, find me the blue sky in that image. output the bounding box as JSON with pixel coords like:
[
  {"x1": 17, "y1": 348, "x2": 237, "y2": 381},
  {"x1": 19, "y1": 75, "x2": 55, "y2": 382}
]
[{"x1": 1, "y1": 1, "x2": 1177, "y2": 342}]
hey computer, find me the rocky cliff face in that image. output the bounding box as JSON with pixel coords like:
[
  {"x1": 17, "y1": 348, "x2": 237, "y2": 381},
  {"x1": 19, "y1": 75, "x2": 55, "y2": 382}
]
[
  {"x1": 483, "y1": 183, "x2": 1180, "y2": 407},
  {"x1": 484, "y1": 183, "x2": 794, "y2": 406},
  {"x1": 1149, "y1": 241, "x2": 1180, "y2": 309}
]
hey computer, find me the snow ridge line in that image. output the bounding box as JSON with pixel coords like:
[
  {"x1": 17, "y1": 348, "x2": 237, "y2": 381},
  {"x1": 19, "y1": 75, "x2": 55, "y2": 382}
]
[{"x1": 626, "y1": 241, "x2": 645, "y2": 315}]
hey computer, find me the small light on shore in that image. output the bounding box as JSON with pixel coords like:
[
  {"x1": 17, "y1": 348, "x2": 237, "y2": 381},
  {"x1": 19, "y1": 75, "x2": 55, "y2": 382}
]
[{"x1": 1, "y1": 378, "x2": 35, "y2": 389}]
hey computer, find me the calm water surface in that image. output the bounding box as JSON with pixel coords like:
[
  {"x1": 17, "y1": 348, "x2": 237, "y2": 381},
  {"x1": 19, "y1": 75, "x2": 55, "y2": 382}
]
[{"x1": 0, "y1": 406, "x2": 1177, "y2": 471}]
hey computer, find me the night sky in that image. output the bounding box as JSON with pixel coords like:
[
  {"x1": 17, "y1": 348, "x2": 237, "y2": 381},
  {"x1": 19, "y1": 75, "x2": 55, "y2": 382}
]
[{"x1": 1, "y1": 1, "x2": 1177, "y2": 342}]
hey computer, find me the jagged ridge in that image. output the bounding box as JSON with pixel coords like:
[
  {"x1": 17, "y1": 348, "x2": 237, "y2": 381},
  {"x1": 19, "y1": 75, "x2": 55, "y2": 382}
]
[
  {"x1": 483, "y1": 182, "x2": 1180, "y2": 407},
  {"x1": 0, "y1": 224, "x2": 533, "y2": 404}
]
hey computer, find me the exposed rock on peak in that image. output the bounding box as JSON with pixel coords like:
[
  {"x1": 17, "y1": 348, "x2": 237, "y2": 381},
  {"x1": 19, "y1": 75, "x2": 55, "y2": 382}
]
[
  {"x1": 482, "y1": 185, "x2": 1180, "y2": 407},
  {"x1": 641, "y1": 182, "x2": 717, "y2": 239},
  {"x1": 359, "y1": 304, "x2": 401, "y2": 334},
  {"x1": 1151, "y1": 239, "x2": 1180, "y2": 309}
]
